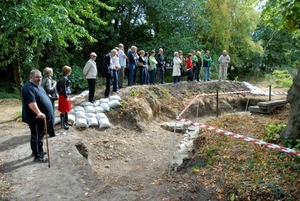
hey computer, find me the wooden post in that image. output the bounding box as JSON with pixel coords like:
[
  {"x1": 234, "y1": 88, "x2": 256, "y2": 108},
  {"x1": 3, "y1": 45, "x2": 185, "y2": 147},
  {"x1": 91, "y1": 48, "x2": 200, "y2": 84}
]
[{"x1": 216, "y1": 89, "x2": 219, "y2": 117}]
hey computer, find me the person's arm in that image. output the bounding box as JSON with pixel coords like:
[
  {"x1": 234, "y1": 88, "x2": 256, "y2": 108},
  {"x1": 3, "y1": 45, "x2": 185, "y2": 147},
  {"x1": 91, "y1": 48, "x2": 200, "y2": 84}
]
[
  {"x1": 83, "y1": 61, "x2": 91, "y2": 76},
  {"x1": 28, "y1": 102, "x2": 46, "y2": 119}
]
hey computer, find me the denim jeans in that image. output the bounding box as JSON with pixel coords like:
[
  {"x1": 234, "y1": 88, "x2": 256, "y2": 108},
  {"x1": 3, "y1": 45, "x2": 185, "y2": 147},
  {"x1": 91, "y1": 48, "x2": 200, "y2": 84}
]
[
  {"x1": 193, "y1": 66, "x2": 200, "y2": 81},
  {"x1": 149, "y1": 68, "x2": 156, "y2": 84},
  {"x1": 112, "y1": 69, "x2": 119, "y2": 92},
  {"x1": 173, "y1": 76, "x2": 180, "y2": 83},
  {"x1": 139, "y1": 66, "x2": 147, "y2": 85},
  {"x1": 128, "y1": 63, "x2": 135, "y2": 85},
  {"x1": 204, "y1": 67, "x2": 210, "y2": 81}
]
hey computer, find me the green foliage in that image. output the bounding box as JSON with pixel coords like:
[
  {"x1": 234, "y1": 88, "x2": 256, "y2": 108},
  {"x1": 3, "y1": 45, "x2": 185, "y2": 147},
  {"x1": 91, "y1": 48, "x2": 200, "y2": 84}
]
[
  {"x1": 271, "y1": 70, "x2": 293, "y2": 88},
  {"x1": 69, "y1": 65, "x2": 88, "y2": 94},
  {"x1": 0, "y1": 81, "x2": 20, "y2": 99},
  {"x1": 130, "y1": 89, "x2": 139, "y2": 97},
  {"x1": 264, "y1": 123, "x2": 286, "y2": 143}
]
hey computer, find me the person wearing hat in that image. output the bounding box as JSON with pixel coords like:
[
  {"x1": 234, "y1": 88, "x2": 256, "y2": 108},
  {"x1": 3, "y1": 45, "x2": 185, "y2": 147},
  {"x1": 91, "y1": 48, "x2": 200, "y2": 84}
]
[{"x1": 83, "y1": 52, "x2": 98, "y2": 103}]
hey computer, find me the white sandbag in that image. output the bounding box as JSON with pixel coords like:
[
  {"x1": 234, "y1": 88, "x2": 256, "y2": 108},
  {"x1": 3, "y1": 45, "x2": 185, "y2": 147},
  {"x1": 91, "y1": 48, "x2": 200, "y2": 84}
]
[
  {"x1": 93, "y1": 100, "x2": 100, "y2": 107},
  {"x1": 94, "y1": 106, "x2": 105, "y2": 113},
  {"x1": 75, "y1": 111, "x2": 87, "y2": 119},
  {"x1": 80, "y1": 101, "x2": 93, "y2": 106},
  {"x1": 100, "y1": 103, "x2": 110, "y2": 111},
  {"x1": 108, "y1": 99, "x2": 121, "y2": 109},
  {"x1": 109, "y1": 95, "x2": 121, "y2": 101},
  {"x1": 85, "y1": 113, "x2": 96, "y2": 119},
  {"x1": 99, "y1": 98, "x2": 109, "y2": 104},
  {"x1": 73, "y1": 106, "x2": 85, "y2": 112},
  {"x1": 75, "y1": 118, "x2": 89, "y2": 128},
  {"x1": 87, "y1": 117, "x2": 99, "y2": 127},
  {"x1": 95, "y1": 113, "x2": 108, "y2": 120},
  {"x1": 68, "y1": 114, "x2": 76, "y2": 123},
  {"x1": 54, "y1": 117, "x2": 60, "y2": 125},
  {"x1": 99, "y1": 118, "x2": 111, "y2": 128},
  {"x1": 84, "y1": 105, "x2": 95, "y2": 113},
  {"x1": 69, "y1": 109, "x2": 76, "y2": 115}
]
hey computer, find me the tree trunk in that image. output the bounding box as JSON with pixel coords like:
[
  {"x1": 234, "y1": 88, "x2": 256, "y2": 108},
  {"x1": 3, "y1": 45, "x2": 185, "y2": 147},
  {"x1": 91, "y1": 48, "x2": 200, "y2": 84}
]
[
  {"x1": 12, "y1": 62, "x2": 22, "y2": 98},
  {"x1": 280, "y1": 67, "x2": 300, "y2": 142}
]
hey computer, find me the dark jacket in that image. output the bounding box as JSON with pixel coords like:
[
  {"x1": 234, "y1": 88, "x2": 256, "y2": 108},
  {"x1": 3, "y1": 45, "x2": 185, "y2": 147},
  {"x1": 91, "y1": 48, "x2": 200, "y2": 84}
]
[
  {"x1": 156, "y1": 53, "x2": 165, "y2": 67},
  {"x1": 57, "y1": 75, "x2": 71, "y2": 97},
  {"x1": 102, "y1": 53, "x2": 111, "y2": 77}
]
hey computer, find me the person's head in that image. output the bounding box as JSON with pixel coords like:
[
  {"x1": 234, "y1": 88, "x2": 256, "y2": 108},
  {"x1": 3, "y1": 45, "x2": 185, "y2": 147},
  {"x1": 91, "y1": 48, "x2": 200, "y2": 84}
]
[
  {"x1": 118, "y1": 43, "x2": 124, "y2": 50},
  {"x1": 29, "y1": 69, "x2": 42, "y2": 86},
  {"x1": 151, "y1": 50, "x2": 156, "y2": 56},
  {"x1": 110, "y1": 49, "x2": 117, "y2": 57},
  {"x1": 43, "y1": 67, "x2": 53, "y2": 77},
  {"x1": 196, "y1": 51, "x2": 201, "y2": 57},
  {"x1": 178, "y1": 50, "x2": 183, "y2": 56},
  {"x1": 191, "y1": 50, "x2": 196, "y2": 55},
  {"x1": 206, "y1": 50, "x2": 210, "y2": 55},
  {"x1": 159, "y1": 48, "x2": 163, "y2": 54},
  {"x1": 62, "y1": 65, "x2": 72, "y2": 76},
  {"x1": 174, "y1": 51, "x2": 179, "y2": 57},
  {"x1": 222, "y1": 50, "x2": 227, "y2": 56},
  {"x1": 115, "y1": 47, "x2": 119, "y2": 52},
  {"x1": 187, "y1": 53, "x2": 192, "y2": 58},
  {"x1": 90, "y1": 52, "x2": 97, "y2": 61},
  {"x1": 131, "y1": 46, "x2": 137, "y2": 52},
  {"x1": 139, "y1": 50, "x2": 145, "y2": 56}
]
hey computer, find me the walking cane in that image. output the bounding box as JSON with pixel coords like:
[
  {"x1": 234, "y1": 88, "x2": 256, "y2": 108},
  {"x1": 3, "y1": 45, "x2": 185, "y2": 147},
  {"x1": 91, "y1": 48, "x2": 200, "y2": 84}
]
[{"x1": 44, "y1": 118, "x2": 51, "y2": 168}]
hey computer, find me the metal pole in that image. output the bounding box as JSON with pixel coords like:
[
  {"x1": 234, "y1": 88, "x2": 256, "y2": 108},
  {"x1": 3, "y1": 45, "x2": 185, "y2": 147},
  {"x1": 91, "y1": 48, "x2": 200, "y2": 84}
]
[
  {"x1": 216, "y1": 89, "x2": 219, "y2": 117},
  {"x1": 168, "y1": 113, "x2": 178, "y2": 177},
  {"x1": 269, "y1": 85, "x2": 271, "y2": 101}
]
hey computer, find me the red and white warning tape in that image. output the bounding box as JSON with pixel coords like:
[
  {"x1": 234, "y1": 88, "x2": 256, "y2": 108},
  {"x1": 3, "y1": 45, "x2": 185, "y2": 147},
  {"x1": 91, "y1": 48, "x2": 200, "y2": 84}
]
[
  {"x1": 272, "y1": 91, "x2": 288, "y2": 95},
  {"x1": 177, "y1": 117, "x2": 300, "y2": 156}
]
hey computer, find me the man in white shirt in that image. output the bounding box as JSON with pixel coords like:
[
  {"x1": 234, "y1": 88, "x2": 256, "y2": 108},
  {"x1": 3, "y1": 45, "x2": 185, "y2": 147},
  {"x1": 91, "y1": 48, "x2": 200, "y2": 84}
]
[
  {"x1": 218, "y1": 50, "x2": 231, "y2": 81},
  {"x1": 83, "y1": 52, "x2": 98, "y2": 103},
  {"x1": 118, "y1": 43, "x2": 127, "y2": 88}
]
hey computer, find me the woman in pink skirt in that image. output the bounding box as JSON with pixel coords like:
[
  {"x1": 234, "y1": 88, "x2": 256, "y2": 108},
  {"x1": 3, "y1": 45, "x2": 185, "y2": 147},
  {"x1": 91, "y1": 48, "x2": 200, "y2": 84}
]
[{"x1": 57, "y1": 65, "x2": 72, "y2": 130}]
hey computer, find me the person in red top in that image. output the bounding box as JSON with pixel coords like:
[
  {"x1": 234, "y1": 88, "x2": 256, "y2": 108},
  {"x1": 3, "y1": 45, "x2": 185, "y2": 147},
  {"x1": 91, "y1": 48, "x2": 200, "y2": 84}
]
[{"x1": 186, "y1": 53, "x2": 193, "y2": 81}]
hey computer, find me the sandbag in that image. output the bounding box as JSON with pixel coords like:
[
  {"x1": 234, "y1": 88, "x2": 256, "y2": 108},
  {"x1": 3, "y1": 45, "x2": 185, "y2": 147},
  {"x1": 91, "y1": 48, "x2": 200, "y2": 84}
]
[
  {"x1": 99, "y1": 118, "x2": 111, "y2": 128},
  {"x1": 73, "y1": 106, "x2": 85, "y2": 112},
  {"x1": 86, "y1": 113, "x2": 96, "y2": 119},
  {"x1": 95, "y1": 106, "x2": 105, "y2": 113},
  {"x1": 96, "y1": 113, "x2": 108, "y2": 120},
  {"x1": 108, "y1": 99, "x2": 121, "y2": 109},
  {"x1": 109, "y1": 95, "x2": 121, "y2": 101},
  {"x1": 80, "y1": 101, "x2": 93, "y2": 106},
  {"x1": 68, "y1": 114, "x2": 76, "y2": 123},
  {"x1": 75, "y1": 111, "x2": 87, "y2": 119},
  {"x1": 84, "y1": 105, "x2": 95, "y2": 113},
  {"x1": 87, "y1": 117, "x2": 98, "y2": 127},
  {"x1": 75, "y1": 118, "x2": 89, "y2": 128},
  {"x1": 99, "y1": 98, "x2": 109, "y2": 104},
  {"x1": 100, "y1": 103, "x2": 110, "y2": 111}
]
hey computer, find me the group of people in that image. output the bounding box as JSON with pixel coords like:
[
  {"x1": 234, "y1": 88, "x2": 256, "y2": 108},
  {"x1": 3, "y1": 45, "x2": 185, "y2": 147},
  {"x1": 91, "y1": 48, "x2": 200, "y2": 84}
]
[
  {"x1": 171, "y1": 49, "x2": 231, "y2": 83},
  {"x1": 22, "y1": 66, "x2": 72, "y2": 162},
  {"x1": 21, "y1": 45, "x2": 231, "y2": 163}
]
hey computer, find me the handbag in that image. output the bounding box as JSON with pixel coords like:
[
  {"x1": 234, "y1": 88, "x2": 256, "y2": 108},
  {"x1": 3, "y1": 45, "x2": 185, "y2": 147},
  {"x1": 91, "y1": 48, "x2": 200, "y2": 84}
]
[{"x1": 49, "y1": 87, "x2": 59, "y2": 101}]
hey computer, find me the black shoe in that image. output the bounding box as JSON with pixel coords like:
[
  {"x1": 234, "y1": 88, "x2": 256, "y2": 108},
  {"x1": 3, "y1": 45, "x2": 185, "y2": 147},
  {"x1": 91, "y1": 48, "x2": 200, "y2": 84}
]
[
  {"x1": 33, "y1": 157, "x2": 47, "y2": 163},
  {"x1": 31, "y1": 151, "x2": 47, "y2": 157}
]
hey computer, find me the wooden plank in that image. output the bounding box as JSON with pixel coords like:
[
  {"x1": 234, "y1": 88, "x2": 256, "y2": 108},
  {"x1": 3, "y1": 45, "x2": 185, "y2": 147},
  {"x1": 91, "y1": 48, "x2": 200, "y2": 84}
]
[
  {"x1": 257, "y1": 100, "x2": 287, "y2": 108},
  {"x1": 248, "y1": 106, "x2": 270, "y2": 114}
]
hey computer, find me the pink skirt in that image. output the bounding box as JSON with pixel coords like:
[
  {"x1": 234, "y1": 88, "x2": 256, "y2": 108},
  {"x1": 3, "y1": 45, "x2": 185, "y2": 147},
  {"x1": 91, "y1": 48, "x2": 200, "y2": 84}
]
[{"x1": 58, "y1": 95, "x2": 72, "y2": 113}]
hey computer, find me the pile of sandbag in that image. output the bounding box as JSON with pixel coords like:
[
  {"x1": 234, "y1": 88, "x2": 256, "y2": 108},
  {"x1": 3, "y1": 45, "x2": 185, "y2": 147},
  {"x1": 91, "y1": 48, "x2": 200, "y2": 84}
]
[{"x1": 55, "y1": 95, "x2": 121, "y2": 129}]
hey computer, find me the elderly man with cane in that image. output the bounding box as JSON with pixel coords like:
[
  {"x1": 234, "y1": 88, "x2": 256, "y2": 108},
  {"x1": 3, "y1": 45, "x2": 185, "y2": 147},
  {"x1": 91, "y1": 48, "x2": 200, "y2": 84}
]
[{"x1": 22, "y1": 69, "x2": 53, "y2": 165}]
